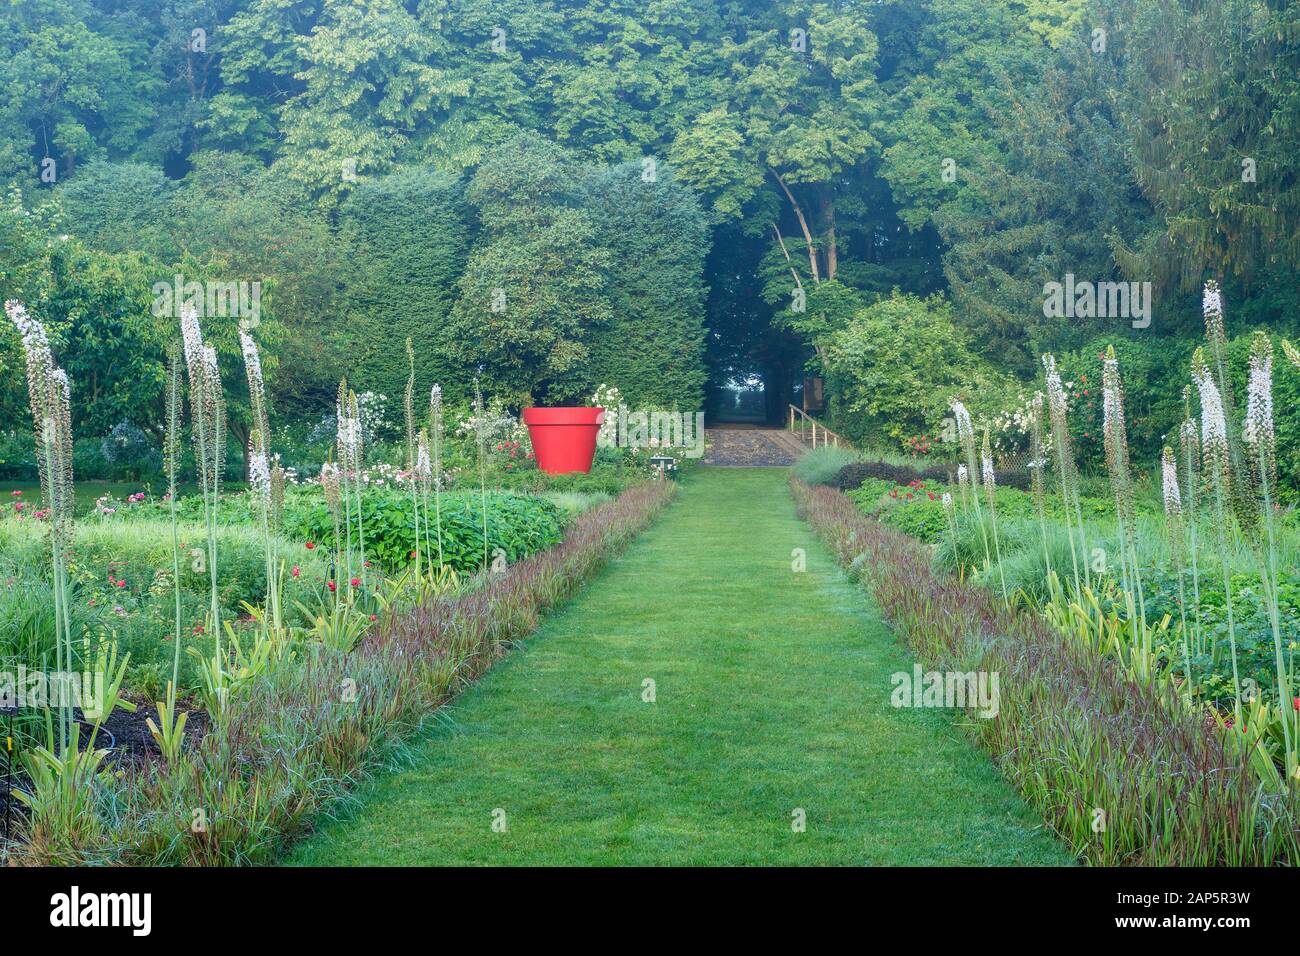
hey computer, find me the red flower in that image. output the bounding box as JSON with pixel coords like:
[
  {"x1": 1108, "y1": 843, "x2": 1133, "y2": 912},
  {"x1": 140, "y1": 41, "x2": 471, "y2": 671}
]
[
  {"x1": 350, "y1": 577, "x2": 360, "y2": 588},
  {"x1": 1293, "y1": 697, "x2": 1299, "y2": 712},
  {"x1": 364, "y1": 560, "x2": 372, "y2": 568},
  {"x1": 291, "y1": 566, "x2": 301, "y2": 578},
  {"x1": 326, "y1": 580, "x2": 337, "y2": 592},
  {"x1": 193, "y1": 625, "x2": 205, "y2": 634},
  {"x1": 115, "y1": 579, "x2": 126, "y2": 588},
  {"x1": 369, "y1": 614, "x2": 377, "y2": 622},
  {"x1": 9, "y1": 490, "x2": 21, "y2": 496},
  {"x1": 13, "y1": 502, "x2": 22, "y2": 512},
  {"x1": 305, "y1": 541, "x2": 316, "y2": 550}
]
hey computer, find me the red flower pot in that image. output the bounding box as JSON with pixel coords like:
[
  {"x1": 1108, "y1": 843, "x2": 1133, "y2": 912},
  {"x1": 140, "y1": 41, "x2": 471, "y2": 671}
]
[{"x1": 523, "y1": 407, "x2": 605, "y2": 475}]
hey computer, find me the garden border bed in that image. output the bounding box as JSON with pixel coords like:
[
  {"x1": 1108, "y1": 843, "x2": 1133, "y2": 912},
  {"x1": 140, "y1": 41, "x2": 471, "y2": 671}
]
[
  {"x1": 790, "y1": 475, "x2": 1300, "y2": 866},
  {"x1": 8, "y1": 479, "x2": 676, "y2": 865}
]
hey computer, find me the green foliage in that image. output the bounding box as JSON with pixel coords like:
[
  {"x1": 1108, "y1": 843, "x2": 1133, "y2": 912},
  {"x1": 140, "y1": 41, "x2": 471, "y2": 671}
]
[
  {"x1": 1059, "y1": 333, "x2": 1195, "y2": 470},
  {"x1": 56, "y1": 160, "x2": 180, "y2": 258},
  {"x1": 1121, "y1": 0, "x2": 1300, "y2": 288},
  {"x1": 823, "y1": 292, "x2": 1015, "y2": 448},
  {"x1": 284, "y1": 490, "x2": 564, "y2": 574},
  {"x1": 0, "y1": 1, "x2": 158, "y2": 183},
  {"x1": 447, "y1": 133, "x2": 612, "y2": 405}
]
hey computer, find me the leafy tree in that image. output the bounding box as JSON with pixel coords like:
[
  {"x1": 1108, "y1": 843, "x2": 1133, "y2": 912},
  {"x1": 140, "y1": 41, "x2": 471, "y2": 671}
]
[
  {"x1": 56, "y1": 159, "x2": 181, "y2": 259},
  {"x1": 446, "y1": 133, "x2": 611, "y2": 404},
  {"x1": 1119, "y1": 0, "x2": 1300, "y2": 289},
  {"x1": 0, "y1": 0, "x2": 159, "y2": 183},
  {"x1": 822, "y1": 292, "x2": 1014, "y2": 447}
]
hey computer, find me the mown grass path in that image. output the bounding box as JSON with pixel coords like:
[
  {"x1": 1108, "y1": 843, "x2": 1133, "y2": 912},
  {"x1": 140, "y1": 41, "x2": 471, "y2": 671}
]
[{"x1": 289, "y1": 469, "x2": 1071, "y2": 865}]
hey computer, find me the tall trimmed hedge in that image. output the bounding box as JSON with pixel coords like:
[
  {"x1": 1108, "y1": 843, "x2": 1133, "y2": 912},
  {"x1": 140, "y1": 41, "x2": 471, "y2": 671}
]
[
  {"x1": 577, "y1": 163, "x2": 710, "y2": 411},
  {"x1": 338, "y1": 167, "x2": 471, "y2": 402}
]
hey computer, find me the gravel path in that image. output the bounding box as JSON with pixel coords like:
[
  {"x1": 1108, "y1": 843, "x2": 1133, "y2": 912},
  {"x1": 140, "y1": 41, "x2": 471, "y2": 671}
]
[{"x1": 703, "y1": 428, "x2": 800, "y2": 466}]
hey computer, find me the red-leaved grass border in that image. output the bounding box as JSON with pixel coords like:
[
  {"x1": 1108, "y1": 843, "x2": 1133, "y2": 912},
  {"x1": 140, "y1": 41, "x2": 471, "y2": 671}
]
[
  {"x1": 13, "y1": 480, "x2": 676, "y2": 865},
  {"x1": 791, "y1": 476, "x2": 1300, "y2": 865}
]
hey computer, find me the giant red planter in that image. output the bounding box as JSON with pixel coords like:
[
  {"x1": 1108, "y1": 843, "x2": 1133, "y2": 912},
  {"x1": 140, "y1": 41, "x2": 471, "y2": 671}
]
[{"x1": 523, "y1": 407, "x2": 605, "y2": 475}]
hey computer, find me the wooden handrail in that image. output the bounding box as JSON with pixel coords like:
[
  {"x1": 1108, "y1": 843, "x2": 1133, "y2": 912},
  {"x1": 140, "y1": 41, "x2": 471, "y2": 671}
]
[{"x1": 788, "y1": 404, "x2": 848, "y2": 449}]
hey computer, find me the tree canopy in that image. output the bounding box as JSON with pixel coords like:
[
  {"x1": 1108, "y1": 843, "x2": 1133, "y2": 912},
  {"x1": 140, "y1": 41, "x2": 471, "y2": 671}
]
[{"x1": 0, "y1": 0, "x2": 1296, "y2": 461}]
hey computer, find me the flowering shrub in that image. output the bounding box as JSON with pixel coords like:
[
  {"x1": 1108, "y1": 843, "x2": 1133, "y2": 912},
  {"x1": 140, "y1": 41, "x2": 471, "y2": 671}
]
[
  {"x1": 590, "y1": 383, "x2": 623, "y2": 448},
  {"x1": 456, "y1": 396, "x2": 528, "y2": 451},
  {"x1": 307, "y1": 390, "x2": 392, "y2": 449}
]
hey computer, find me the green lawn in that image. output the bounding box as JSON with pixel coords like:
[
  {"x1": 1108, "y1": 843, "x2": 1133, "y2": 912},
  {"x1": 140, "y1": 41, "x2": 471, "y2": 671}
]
[{"x1": 288, "y1": 468, "x2": 1072, "y2": 866}]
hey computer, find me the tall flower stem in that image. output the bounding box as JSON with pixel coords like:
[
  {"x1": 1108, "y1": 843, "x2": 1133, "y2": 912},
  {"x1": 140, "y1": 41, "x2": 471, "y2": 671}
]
[
  {"x1": 337, "y1": 380, "x2": 355, "y2": 598},
  {"x1": 1101, "y1": 347, "x2": 1146, "y2": 666},
  {"x1": 1163, "y1": 447, "x2": 1192, "y2": 696},
  {"x1": 430, "y1": 385, "x2": 445, "y2": 570},
  {"x1": 1043, "y1": 355, "x2": 1088, "y2": 596},
  {"x1": 474, "y1": 378, "x2": 489, "y2": 572},
  {"x1": 350, "y1": 389, "x2": 367, "y2": 590},
  {"x1": 165, "y1": 343, "x2": 184, "y2": 699},
  {"x1": 404, "y1": 339, "x2": 421, "y2": 580},
  {"x1": 8, "y1": 301, "x2": 77, "y2": 751},
  {"x1": 1029, "y1": 392, "x2": 1052, "y2": 580},
  {"x1": 1244, "y1": 332, "x2": 1295, "y2": 781},
  {"x1": 952, "y1": 400, "x2": 990, "y2": 572},
  {"x1": 240, "y1": 329, "x2": 277, "y2": 633},
  {"x1": 321, "y1": 460, "x2": 343, "y2": 602},
  {"x1": 982, "y1": 430, "x2": 1008, "y2": 603},
  {"x1": 1194, "y1": 347, "x2": 1243, "y2": 722},
  {"x1": 181, "y1": 306, "x2": 224, "y2": 707},
  {"x1": 1180, "y1": 390, "x2": 1204, "y2": 659}
]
